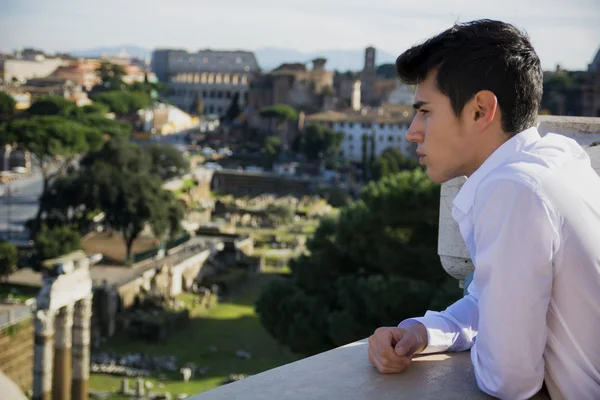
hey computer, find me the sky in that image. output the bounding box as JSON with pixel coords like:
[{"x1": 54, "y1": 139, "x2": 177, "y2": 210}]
[{"x1": 0, "y1": 0, "x2": 599, "y2": 71}]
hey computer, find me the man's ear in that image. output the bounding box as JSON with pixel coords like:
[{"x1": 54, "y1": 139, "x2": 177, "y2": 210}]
[{"x1": 472, "y1": 90, "x2": 498, "y2": 130}]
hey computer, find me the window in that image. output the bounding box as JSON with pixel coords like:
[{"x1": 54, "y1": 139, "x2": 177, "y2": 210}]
[
  {"x1": 388, "y1": 136, "x2": 394, "y2": 142},
  {"x1": 202, "y1": 90, "x2": 207, "y2": 98},
  {"x1": 349, "y1": 145, "x2": 354, "y2": 151},
  {"x1": 210, "y1": 90, "x2": 215, "y2": 98},
  {"x1": 194, "y1": 73, "x2": 200, "y2": 83},
  {"x1": 187, "y1": 73, "x2": 194, "y2": 83},
  {"x1": 232, "y1": 74, "x2": 239, "y2": 85},
  {"x1": 379, "y1": 135, "x2": 384, "y2": 142},
  {"x1": 244, "y1": 92, "x2": 249, "y2": 102},
  {"x1": 380, "y1": 123, "x2": 385, "y2": 129},
  {"x1": 241, "y1": 74, "x2": 248, "y2": 84},
  {"x1": 201, "y1": 73, "x2": 207, "y2": 83},
  {"x1": 348, "y1": 122, "x2": 354, "y2": 128},
  {"x1": 216, "y1": 73, "x2": 222, "y2": 84},
  {"x1": 208, "y1": 105, "x2": 214, "y2": 113},
  {"x1": 217, "y1": 91, "x2": 223, "y2": 98},
  {"x1": 347, "y1": 134, "x2": 353, "y2": 141},
  {"x1": 208, "y1": 73, "x2": 215, "y2": 84},
  {"x1": 217, "y1": 107, "x2": 222, "y2": 114},
  {"x1": 224, "y1": 74, "x2": 230, "y2": 84},
  {"x1": 339, "y1": 122, "x2": 345, "y2": 128},
  {"x1": 361, "y1": 122, "x2": 371, "y2": 128}
]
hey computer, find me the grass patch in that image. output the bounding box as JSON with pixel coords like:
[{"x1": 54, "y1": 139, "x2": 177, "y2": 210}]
[
  {"x1": 260, "y1": 265, "x2": 292, "y2": 275},
  {"x1": 90, "y1": 275, "x2": 300, "y2": 397}
]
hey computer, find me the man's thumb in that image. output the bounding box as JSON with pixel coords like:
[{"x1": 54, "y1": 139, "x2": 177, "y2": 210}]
[{"x1": 394, "y1": 332, "x2": 417, "y2": 357}]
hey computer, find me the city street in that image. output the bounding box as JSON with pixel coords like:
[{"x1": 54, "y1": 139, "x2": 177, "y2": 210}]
[{"x1": 0, "y1": 171, "x2": 44, "y2": 241}]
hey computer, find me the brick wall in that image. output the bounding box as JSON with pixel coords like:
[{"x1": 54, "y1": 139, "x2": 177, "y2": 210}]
[{"x1": 0, "y1": 318, "x2": 34, "y2": 393}]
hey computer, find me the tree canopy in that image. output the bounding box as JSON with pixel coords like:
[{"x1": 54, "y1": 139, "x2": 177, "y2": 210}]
[
  {"x1": 92, "y1": 91, "x2": 151, "y2": 116},
  {"x1": 259, "y1": 104, "x2": 299, "y2": 121},
  {"x1": 28, "y1": 95, "x2": 79, "y2": 118},
  {"x1": 298, "y1": 123, "x2": 344, "y2": 162},
  {"x1": 43, "y1": 138, "x2": 185, "y2": 262},
  {"x1": 256, "y1": 169, "x2": 462, "y2": 355},
  {"x1": 0, "y1": 91, "x2": 16, "y2": 118},
  {"x1": 33, "y1": 225, "x2": 81, "y2": 266},
  {"x1": 2, "y1": 115, "x2": 105, "y2": 234},
  {"x1": 142, "y1": 143, "x2": 189, "y2": 180},
  {"x1": 372, "y1": 147, "x2": 420, "y2": 180},
  {"x1": 0, "y1": 241, "x2": 18, "y2": 281}
]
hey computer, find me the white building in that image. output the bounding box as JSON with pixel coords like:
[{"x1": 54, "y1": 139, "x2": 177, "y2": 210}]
[
  {"x1": 151, "y1": 49, "x2": 260, "y2": 116},
  {"x1": 0, "y1": 57, "x2": 66, "y2": 84},
  {"x1": 304, "y1": 109, "x2": 415, "y2": 163}
]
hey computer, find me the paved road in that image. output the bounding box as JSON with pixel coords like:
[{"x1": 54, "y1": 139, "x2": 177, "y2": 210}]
[{"x1": 0, "y1": 171, "x2": 44, "y2": 240}]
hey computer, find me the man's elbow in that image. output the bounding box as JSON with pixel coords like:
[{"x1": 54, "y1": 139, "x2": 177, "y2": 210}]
[{"x1": 474, "y1": 363, "x2": 544, "y2": 400}]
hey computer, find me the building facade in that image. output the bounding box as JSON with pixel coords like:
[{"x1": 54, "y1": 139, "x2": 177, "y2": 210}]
[
  {"x1": 304, "y1": 109, "x2": 415, "y2": 163},
  {"x1": 151, "y1": 49, "x2": 260, "y2": 115},
  {"x1": 248, "y1": 59, "x2": 334, "y2": 113}
]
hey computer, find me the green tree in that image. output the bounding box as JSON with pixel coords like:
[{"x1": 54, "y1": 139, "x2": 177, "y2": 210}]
[
  {"x1": 372, "y1": 147, "x2": 420, "y2": 180},
  {"x1": 0, "y1": 241, "x2": 18, "y2": 282},
  {"x1": 92, "y1": 91, "x2": 151, "y2": 116},
  {"x1": 299, "y1": 124, "x2": 344, "y2": 162},
  {"x1": 143, "y1": 143, "x2": 189, "y2": 180},
  {"x1": 33, "y1": 224, "x2": 81, "y2": 265},
  {"x1": 77, "y1": 139, "x2": 182, "y2": 261},
  {"x1": 259, "y1": 104, "x2": 299, "y2": 149},
  {"x1": 81, "y1": 102, "x2": 110, "y2": 115},
  {"x1": 0, "y1": 91, "x2": 16, "y2": 119},
  {"x1": 256, "y1": 169, "x2": 462, "y2": 355},
  {"x1": 28, "y1": 95, "x2": 79, "y2": 118},
  {"x1": 3, "y1": 116, "x2": 104, "y2": 234},
  {"x1": 263, "y1": 136, "x2": 282, "y2": 169},
  {"x1": 77, "y1": 114, "x2": 132, "y2": 139}
]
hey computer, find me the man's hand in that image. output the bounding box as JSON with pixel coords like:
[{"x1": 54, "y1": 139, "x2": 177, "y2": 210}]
[{"x1": 367, "y1": 325, "x2": 427, "y2": 374}]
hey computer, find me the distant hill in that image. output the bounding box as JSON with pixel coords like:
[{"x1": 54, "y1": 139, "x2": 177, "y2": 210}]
[{"x1": 67, "y1": 46, "x2": 398, "y2": 72}]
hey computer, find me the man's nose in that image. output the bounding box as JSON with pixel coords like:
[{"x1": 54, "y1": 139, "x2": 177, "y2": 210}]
[{"x1": 405, "y1": 118, "x2": 423, "y2": 143}]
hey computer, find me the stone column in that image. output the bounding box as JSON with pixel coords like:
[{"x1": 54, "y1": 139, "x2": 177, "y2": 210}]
[
  {"x1": 33, "y1": 309, "x2": 55, "y2": 400},
  {"x1": 72, "y1": 296, "x2": 92, "y2": 400},
  {"x1": 53, "y1": 304, "x2": 74, "y2": 400}
]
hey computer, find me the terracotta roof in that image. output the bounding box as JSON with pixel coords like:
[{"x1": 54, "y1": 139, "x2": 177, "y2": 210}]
[{"x1": 305, "y1": 108, "x2": 413, "y2": 124}]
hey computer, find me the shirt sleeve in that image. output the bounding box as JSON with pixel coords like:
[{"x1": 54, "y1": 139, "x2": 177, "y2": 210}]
[
  {"x1": 398, "y1": 293, "x2": 479, "y2": 354},
  {"x1": 468, "y1": 179, "x2": 557, "y2": 399}
]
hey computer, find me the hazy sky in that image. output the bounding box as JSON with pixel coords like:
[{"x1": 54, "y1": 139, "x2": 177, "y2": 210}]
[{"x1": 1, "y1": 0, "x2": 599, "y2": 70}]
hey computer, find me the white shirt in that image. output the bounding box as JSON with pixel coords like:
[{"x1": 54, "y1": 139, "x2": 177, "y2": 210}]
[{"x1": 400, "y1": 127, "x2": 600, "y2": 400}]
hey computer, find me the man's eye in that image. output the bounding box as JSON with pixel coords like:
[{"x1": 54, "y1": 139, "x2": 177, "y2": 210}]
[{"x1": 419, "y1": 109, "x2": 429, "y2": 115}]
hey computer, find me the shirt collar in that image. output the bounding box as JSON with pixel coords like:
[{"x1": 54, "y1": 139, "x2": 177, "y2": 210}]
[{"x1": 452, "y1": 127, "x2": 541, "y2": 214}]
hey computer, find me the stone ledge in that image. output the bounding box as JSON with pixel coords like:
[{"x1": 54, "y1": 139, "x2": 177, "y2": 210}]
[{"x1": 190, "y1": 339, "x2": 549, "y2": 400}]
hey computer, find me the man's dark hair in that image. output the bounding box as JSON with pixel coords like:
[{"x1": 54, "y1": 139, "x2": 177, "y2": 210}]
[{"x1": 396, "y1": 19, "x2": 543, "y2": 135}]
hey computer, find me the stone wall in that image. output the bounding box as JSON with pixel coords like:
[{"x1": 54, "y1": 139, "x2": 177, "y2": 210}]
[
  {"x1": 0, "y1": 318, "x2": 34, "y2": 393},
  {"x1": 211, "y1": 169, "x2": 315, "y2": 195}
]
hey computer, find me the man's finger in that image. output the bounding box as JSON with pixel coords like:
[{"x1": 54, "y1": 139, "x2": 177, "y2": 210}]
[{"x1": 394, "y1": 330, "x2": 420, "y2": 357}]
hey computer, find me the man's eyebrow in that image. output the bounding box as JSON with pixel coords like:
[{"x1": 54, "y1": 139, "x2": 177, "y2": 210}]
[{"x1": 413, "y1": 101, "x2": 430, "y2": 110}]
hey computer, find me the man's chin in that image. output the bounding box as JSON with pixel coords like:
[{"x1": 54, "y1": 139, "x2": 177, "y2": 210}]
[{"x1": 425, "y1": 169, "x2": 449, "y2": 184}]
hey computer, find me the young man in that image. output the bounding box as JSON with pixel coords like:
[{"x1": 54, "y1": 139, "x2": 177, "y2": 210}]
[{"x1": 367, "y1": 20, "x2": 600, "y2": 399}]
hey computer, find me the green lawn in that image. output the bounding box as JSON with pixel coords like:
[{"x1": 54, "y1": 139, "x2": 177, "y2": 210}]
[{"x1": 90, "y1": 275, "x2": 301, "y2": 398}]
